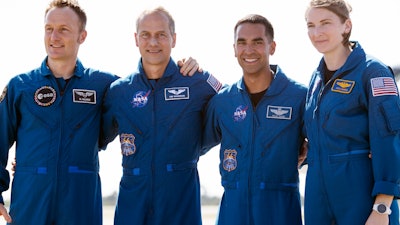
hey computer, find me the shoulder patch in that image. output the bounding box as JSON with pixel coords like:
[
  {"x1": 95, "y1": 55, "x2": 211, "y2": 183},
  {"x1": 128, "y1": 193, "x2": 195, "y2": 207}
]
[
  {"x1": 370, "y1": 77, "x2": 398, "y2": 97},
  {"x1": 207, "y1": 74, "x2": 222, "y2": 93},
  {"x1": 0, "y1": 86, "x2": 7, "y2": 103}
]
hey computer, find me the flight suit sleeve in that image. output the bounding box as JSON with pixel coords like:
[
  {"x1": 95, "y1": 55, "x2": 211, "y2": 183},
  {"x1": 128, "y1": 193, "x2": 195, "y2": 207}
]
[
  {"x1": 367, "y1": 67, "x2": 400, "y2": 198},
  {"x1": 201, "y1": 95, "x2": 222, "y2": 155},
  {"x1": 0, "y1": 83, "x2": 16, "y2": 204},
  {"x1": 99, "y1": 86, "x2": 119, "y2": 150}
]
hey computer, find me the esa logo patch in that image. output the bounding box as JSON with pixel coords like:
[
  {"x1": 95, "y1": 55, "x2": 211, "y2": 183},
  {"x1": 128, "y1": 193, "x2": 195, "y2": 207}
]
[
  {"x1": 73, "y1": 89, "x2": 96, "y2": 104},
  {"x1": 223, "y1": 149, "x2": 237, "y2": 172},
  {"x1": 34, "y1": 86, "x2": 56, "y2": 107}
]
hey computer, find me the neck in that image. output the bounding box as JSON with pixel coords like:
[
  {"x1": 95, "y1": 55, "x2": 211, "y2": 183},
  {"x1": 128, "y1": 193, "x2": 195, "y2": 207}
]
[
  {"x1": 142, "y1": 62, "x2": 168, "y2": 80},
  {"x1": 323, "y1": 45, "x2": 352, "y2": 71},
  {"x1": 47, "y1": 58, "x2": 76, "y2": 79},
  {"x1": 244, "y1": 68, "x2": 273, "y2": 94}
]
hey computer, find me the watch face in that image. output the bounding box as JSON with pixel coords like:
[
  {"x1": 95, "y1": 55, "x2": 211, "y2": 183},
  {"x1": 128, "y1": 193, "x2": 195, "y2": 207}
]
[{"x1": 377, "y1": 204, "x2": 387, "y2": 213}]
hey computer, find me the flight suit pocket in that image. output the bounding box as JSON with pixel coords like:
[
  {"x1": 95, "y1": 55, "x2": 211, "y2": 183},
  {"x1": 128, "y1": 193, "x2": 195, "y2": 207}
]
[{"x1": 380, "y1": 100, "x2": 400, "y2": 134}]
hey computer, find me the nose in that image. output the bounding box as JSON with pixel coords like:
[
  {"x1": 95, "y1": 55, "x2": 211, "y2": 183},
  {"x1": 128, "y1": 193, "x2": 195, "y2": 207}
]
[
  {"x1": 49, "y1": 30, "x2": 60, "y2": 40},
  {"x1": 310, "y1": 26, "x2": 323, "y2": 37},
  {"x1": 148, "y1": 36, "x2": 158, "y2": 46}
]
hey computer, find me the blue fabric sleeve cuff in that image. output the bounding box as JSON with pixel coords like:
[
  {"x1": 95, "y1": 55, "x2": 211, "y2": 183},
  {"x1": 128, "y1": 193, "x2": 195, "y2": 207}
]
[{"x1": 372, "y1": 181, "x2": 400, "y2": 199}]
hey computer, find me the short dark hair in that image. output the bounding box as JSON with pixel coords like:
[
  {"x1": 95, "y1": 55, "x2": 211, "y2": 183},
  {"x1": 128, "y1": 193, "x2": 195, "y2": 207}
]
[{"x1": 234, "y1": 14, "x2": 274, "y2": 42}]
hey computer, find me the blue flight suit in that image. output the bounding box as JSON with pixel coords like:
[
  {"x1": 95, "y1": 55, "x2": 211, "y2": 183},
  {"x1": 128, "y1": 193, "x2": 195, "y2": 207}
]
[
  {"x1": 304, "y1": 42, "x2": 400, "y2": 225},
  {"x1": 0, "y1": 58, "x2": 118, "y2": 225},
  {"x1": 101, "y1": 58, "x2": 221, "y2": 225},
  {"x1": 202, "y1": 65, "x2": 306, "y2": 225}
]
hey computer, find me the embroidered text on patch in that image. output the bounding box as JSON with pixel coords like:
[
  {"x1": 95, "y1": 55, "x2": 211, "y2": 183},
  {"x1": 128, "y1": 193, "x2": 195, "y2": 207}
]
[
  {"x1": 371, "y1": 77, "x2": 398, "y2": 97},
  {"x1": 267, "y1": 105, "x2": 292, "y2": 120},
  {"x1": 164, "y1": 87, "x2": 189, "y2": 100},
  {"x1": 331, "y1": 79, "x2": 355, "y2": 94},
  {"x1": 73, "y1": 89, "x2": 96, "y2": 104}
]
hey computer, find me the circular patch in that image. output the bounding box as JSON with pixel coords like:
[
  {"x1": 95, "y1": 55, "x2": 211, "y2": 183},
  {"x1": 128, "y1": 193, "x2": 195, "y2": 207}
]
[
  {"x1": 0, "y1": 86, "x2": 7, "y2": 103},
  {"x1": 34, "y1": 86, "x2": 56, "y2": 107}
]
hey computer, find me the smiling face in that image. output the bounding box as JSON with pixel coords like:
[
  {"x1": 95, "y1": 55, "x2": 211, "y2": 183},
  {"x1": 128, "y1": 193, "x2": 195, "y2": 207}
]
[
  {"x1": 134, "y1": 11, "x2": 176, "y2": 69},
  {"x1": 306, "y1": 7, "x2": 351, "y2": 55},
  {"x1": 44, "y1": 6, "x2": 87, "y2": 62},
  {"x1": 233, "y1": 23, "x2": 275, "y2": 77}
]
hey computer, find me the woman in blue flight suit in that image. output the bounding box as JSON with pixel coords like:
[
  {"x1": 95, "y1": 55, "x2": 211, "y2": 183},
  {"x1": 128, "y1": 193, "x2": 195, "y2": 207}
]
[{"x1": 304, "y1": 0, "x2": 400, "y2": 224}]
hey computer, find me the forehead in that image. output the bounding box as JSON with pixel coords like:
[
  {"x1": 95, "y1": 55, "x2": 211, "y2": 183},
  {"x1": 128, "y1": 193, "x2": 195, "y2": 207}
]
[
  {"x1": 235, "y1": 23, "x2": 267, "y2": 40},
  {"x1": 137, "y1": 12, "x2": 170, "y2": 33},
  {"x1": 306, "y1": 7, "x2": 339, "y2": 23},
  {"x1": 45, "y1": 7, "x2": 80, "y2": 27}
]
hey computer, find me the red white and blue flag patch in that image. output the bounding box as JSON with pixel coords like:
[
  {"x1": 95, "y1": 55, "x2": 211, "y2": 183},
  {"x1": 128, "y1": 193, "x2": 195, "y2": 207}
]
[
  {"x1": 370, "y1": 77, "x2": 398, "y2": 97},
  {"x1": 207, "y1": 74, "x2": 222, "y2": 93}
]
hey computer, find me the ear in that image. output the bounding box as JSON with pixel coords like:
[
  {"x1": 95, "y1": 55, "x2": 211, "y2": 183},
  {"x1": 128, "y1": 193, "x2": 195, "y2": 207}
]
[
  {"x1": 78, "y1": 30, "x2": 87, "y2": 44},
  {"x1": 269, "y1": 41, "x2": 276, "y2": 55},
  {"x1": 233, "y1": 43, "x2": 237, "y2": 58},
  {"x1": 134, "y1": 33, "x2": 139, "y2": 47},
  {"x1": 171, "y1": 33, "x2": 177, "y2": 48},
  {"x1": 344, "y1": 19, "x2": 352, "y2": 33}
]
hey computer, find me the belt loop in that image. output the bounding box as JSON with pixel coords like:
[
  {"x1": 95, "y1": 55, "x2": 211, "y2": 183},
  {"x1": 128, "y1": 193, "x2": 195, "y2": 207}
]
[
  {"x1": 133, "y1": 168, "x2": 140, "y2": 175},
  {"x1": 37, "y1": 167, "x2": 48, "y2": 174}
]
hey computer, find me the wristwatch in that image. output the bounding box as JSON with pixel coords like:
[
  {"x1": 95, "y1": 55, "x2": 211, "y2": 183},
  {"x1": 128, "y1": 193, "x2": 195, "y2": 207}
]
[{"x1": 373, "y1": 203, "x2": 392, "y2": 215}]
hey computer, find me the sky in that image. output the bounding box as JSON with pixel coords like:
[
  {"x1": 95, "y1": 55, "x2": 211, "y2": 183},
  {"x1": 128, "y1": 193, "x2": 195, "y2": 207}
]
[{"x1": 0, "y1": 0, "x2": 399, "y2": 199}]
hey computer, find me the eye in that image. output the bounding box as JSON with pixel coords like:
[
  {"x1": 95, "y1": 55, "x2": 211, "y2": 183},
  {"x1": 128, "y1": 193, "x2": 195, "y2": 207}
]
[
  {"x1": 140, "y1": 33, "x2": 150, "y2": 39},
  {"x1": 157, "y1": 33, "x2": 168, "y2": 40},
  {"x1": 236, "y1": 40, "x2": 246, "y2": 46}
]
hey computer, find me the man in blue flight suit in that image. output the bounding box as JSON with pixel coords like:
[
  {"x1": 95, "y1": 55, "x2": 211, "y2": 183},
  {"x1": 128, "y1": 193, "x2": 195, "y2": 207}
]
[
  {"x1": 100, "y1": 6, "x2": 222, "y2": 225},
  {"x1": 0, "y1": 1, "x2": 118, "y2": 224},
  {"x1": 202, "y1": 14, "x2": 307, "y2": 225}
]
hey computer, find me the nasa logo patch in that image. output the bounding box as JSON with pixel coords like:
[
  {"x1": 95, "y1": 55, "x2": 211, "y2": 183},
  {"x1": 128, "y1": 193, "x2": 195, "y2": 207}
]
[
  {"x1": 34, "y1": 86, "x2": 56, "y2": 107},
  {"x1": 233, "y1": 105, "x2": 248, "y2": 122},
  {"x1": 132, "y1": 90, "x2": 151, "y2": 108}
]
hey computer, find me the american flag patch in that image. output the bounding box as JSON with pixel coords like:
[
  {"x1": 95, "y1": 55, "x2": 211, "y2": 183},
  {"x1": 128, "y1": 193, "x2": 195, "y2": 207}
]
[
  {"x1": 207, "y1": 74, "x2": 222, "y2": 93},
  {"x1": 370, "y1": 77, "x2": 398, "y2": 97}
]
